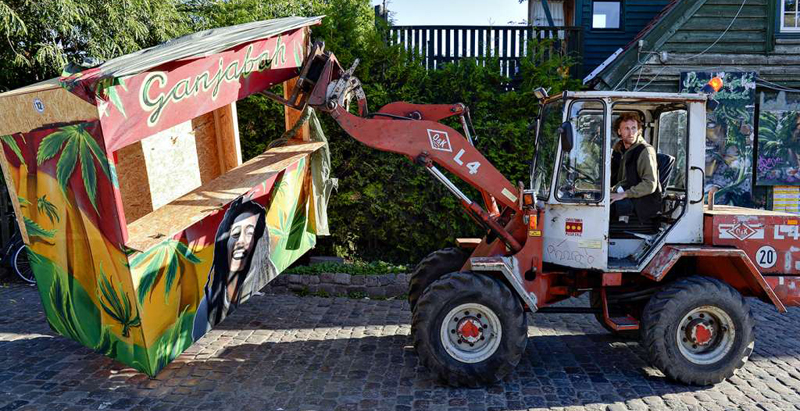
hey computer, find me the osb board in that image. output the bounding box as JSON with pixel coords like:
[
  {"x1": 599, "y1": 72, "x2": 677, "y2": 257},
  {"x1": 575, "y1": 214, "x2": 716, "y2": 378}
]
[
  {"x1": 0, "y1": 84, "x2": 98, "y2": 136},
  {"x1": 704, "y1": 205, "x2": 794, "y2": 217},
  {"x1": 192, "y1": 111, "x2": 225, "y2": 183},
  {"x1": 115, "y1": 142, "x2": 153, "y2": 223},
  {"x1": 125, "y1": 141, "x2": 324, "y2": 252},
  {"x1": 115, "y1": 112, "x2": 224, "y2": 223}
]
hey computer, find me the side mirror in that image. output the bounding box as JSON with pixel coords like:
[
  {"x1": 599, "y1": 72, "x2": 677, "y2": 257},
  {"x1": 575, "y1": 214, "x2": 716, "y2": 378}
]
[{"x1": 558, "y1": 122, "x2": 574, "y2": 152}]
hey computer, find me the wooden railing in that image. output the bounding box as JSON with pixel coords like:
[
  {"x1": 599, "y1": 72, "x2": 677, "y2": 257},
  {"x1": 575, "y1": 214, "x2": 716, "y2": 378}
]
[{"x1": 388, "y1": 25, "x2": 583, "y2": 79}]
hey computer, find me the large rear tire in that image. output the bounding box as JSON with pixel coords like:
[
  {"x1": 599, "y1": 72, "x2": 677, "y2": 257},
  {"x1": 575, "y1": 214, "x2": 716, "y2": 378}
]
[
  {"x1": 641, "y1": 276, "x2": 754, "y2": 386},
  {"x1": 412, "y1": 272, "x2": 527, "y2": 387},
  {"x1": 408, "y1": 247, "x2": 469, "y2": 312}
]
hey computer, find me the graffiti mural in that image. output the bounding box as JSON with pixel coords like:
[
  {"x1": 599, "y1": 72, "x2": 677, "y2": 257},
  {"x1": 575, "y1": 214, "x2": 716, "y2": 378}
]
[
  {"x1": 681, "y1": 71, "x2": 756, "y2": 207},
  {"x1": 757, "y1": 92, "x2": 800, "y2": 186}
]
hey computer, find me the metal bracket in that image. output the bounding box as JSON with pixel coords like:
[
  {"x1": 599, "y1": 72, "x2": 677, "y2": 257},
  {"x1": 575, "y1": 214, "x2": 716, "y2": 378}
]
[{"x1": 470, "y1": 256, "x2": 538, "y2": 312}]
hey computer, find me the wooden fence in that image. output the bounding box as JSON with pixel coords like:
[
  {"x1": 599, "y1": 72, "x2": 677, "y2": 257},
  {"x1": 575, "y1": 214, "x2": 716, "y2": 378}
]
[{"x1": 387, "y1": 25, "x2": 583, "y2": 80}]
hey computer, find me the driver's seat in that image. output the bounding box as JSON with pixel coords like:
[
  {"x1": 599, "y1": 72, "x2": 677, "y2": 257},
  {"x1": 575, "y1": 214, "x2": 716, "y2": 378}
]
[{"x1": 609, "y1": 153, "x2": 675, "y2": 238}]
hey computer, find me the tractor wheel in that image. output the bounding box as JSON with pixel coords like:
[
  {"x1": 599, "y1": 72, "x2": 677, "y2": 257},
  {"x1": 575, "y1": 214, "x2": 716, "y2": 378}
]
[
  {"x1": 408, "y1": 247, "x2": 469, "y2": 312},
  {"x1": 412, "y1": 271, "x2": 527, "y2": 387},
  {"x1": 641, "y1": 276, "x2": 755, "y2": 386},
  {"x1": 589, "y1": 290, "x2": 641, "y2": 339}
]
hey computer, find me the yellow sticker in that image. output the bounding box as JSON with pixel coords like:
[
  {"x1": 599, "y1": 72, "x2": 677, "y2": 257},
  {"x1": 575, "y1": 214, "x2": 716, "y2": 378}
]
[
  {"x1": 528, "y1": 230, "x2": 542, "y2": 237},
  {"x1": 789, "y1": 220, "x2": 798, "y2": 226}
]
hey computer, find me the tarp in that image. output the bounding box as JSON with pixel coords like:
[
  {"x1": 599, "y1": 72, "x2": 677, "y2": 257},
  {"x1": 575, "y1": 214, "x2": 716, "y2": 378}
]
[{"x1": 81, "y1": 16, "x2": 322, "y2": 79}]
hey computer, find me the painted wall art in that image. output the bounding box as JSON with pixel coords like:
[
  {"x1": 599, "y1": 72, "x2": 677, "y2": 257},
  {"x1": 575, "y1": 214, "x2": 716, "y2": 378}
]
[
  {"x1": 757, "y1": 92, "x2": 800, "y2": 186},
  {"x1": 0, "y1": 18, "x2": 325, "y2": 377},
  {"x1": 680, "y1": 71, "x2": 756, "y2": 207}
]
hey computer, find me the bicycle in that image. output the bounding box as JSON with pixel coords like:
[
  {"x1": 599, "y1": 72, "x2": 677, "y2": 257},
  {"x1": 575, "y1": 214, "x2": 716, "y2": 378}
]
[{"x1": 2, "y1": 230, "x2": 34, "y2": 284}]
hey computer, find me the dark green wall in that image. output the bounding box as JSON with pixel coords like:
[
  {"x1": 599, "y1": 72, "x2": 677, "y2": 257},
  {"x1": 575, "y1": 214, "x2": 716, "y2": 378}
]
[{"x1": 579, "y1": 0, "x2": 671, "y2": 75}]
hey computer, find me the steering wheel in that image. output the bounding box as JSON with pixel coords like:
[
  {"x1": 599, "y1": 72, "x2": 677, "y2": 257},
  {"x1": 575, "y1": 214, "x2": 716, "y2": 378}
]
[{"x1": 562, "y1": 163, "x2": 596, "y2": 183}]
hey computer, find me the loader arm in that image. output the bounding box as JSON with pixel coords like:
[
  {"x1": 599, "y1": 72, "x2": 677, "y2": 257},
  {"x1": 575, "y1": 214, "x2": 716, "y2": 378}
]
[{"x1": 274, "y1": 43, "x2": 524, "y2": 251}]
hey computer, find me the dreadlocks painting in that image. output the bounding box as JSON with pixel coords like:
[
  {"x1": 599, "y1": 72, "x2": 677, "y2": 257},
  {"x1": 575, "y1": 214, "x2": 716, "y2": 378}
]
[{"x1": 192, "y1": 196, "x2": 277, "y2": 340}]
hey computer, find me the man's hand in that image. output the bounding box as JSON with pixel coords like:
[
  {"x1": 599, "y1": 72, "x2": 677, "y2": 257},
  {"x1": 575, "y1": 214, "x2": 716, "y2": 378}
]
[{"x1": 610, "y1": 192, "x2": 627, "y2": 203}]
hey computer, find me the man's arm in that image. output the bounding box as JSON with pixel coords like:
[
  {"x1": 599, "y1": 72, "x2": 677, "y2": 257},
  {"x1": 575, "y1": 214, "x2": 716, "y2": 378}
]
[{"x1": 625, "y1": 146, "x2": 658, "y2": 198}]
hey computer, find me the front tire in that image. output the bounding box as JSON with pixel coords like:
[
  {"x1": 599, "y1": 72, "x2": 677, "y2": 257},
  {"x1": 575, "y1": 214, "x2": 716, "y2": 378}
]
[
  {"x1": 641, "y1": 276, "x2": 754, "y2": 385},
  {"x1": 408, "y1": 248, "x2": 469, "y2": 312},
  {"x1": 412, "y1": 272, "x2": 527, "y2": 387}
]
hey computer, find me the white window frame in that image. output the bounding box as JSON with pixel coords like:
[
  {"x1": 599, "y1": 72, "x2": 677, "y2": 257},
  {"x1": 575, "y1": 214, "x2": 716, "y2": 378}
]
[{"x1": 781, "y1": 0, "x2": 800, "y2": 33}]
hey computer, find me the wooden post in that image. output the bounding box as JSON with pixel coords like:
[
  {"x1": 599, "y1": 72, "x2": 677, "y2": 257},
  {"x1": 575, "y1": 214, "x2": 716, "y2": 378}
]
[{"x1": 284, "y1": 27, "x2": 311, "y2": 143}]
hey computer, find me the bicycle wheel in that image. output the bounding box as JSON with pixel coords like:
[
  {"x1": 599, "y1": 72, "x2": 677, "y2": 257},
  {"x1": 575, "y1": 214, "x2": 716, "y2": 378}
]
[{"x1": 13, "y1": 243, "x2": 35, "y2": 284}]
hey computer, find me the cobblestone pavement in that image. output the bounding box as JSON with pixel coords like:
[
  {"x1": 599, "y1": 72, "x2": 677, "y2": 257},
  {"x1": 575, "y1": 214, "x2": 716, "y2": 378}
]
[{"x1": 3, "y1": 282, "x2": 800, "y2": 411}]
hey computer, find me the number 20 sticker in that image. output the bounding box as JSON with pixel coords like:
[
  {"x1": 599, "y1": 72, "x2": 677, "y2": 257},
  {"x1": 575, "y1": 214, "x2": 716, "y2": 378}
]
[{"x1": 755, "y1": 245, "x2": 777, "y2": 269}]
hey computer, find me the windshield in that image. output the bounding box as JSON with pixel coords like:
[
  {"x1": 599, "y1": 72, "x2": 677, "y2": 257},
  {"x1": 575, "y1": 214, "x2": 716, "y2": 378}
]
[{"x1": 532, "y1": 98, "x2": 564, "y2": 200}]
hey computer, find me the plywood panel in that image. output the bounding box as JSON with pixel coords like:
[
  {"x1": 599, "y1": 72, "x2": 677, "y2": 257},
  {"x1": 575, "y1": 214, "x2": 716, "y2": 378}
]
[
  {"x1": 192, "y1": 112, "x2": 224, "y2": 183},
  {"x1": 116, "y1": 142, "x2": 153, "y2": 223},
  {"x1": 0, "y1": 85, "x2": 98, "y2": 136},
  {"x1": 117, "y1": 113, "x2": 224, "y2": 224},
  {"x1": 140, "y1": 121, "x2": 204, "y2": 211},
  {"x1": 126, "y1": 141, "x2": 324, "y2": 251}
]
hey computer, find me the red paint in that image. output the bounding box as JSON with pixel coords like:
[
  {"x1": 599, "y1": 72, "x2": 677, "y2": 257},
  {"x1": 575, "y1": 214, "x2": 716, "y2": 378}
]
[
  {"x1": 458, "y1": 319, "x2": 481, "y2": 339},
  {"x1": 693, "y1": 323, "x2": 713, "y2": 345}
]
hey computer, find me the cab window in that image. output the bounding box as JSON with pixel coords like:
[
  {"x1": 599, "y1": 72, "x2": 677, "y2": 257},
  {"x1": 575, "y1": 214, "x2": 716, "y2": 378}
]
[{"x1": 555, "y1": 100, "x2": 605, "y2": 202}]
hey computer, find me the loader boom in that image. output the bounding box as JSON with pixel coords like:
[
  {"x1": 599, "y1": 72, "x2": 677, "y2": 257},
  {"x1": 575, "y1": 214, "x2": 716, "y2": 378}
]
[{"x1": 277, "y1": 43, "x2": 525, "y2": 251}]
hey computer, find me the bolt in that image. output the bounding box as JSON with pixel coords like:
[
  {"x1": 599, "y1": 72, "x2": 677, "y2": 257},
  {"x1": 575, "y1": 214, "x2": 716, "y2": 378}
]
[
  {"x1": 477, "y1": 313, "x2": 482, "y2": 319},
  {"x1": 699, "y1": 313, "x2": 705, "y2": 318},
  {"x1": 465, "y1": 311, "x2": 470, "y2": 315},
  {"x1": 483, "y1": 324, "x2": 488, "y2": 329},
  {"x1": 454, "y1": 317, "x2": 459, "y2": 322},
  {"x1": 457, "y1": 339, "x2": 463, "y2": 344}
]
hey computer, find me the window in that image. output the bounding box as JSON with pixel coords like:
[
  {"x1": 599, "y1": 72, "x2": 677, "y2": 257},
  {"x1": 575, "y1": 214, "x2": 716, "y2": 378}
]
[
  {"x1": 532, "y1": 98, "x2": 565, "y2": 201},
  {"x1": 782, "y1": 0, "x2": 800, "y2": 32},
  {"x1": 657, "y1": 110, "x2": 688, "y2": 189},
  {"x1": 592, "y1": 1, "x2": 621, "y2": 29},
  {"x1": 556, "y1": 100, "x2": 605, "y2": 202}
]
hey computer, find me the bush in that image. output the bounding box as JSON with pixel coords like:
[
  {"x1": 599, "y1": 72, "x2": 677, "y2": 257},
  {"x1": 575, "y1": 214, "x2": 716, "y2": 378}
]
[{"x1": 202, "y1": 1, "x2": 582, "y2": 264}]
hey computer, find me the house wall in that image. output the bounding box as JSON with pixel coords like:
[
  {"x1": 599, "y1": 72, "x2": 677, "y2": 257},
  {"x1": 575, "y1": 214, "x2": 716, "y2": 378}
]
[
  {"x1": 617, "y1": 0, "x2": 800, "y2": 92},
  {"x1": 579, "y1": 0, "x2": 671, "y2": 75}
]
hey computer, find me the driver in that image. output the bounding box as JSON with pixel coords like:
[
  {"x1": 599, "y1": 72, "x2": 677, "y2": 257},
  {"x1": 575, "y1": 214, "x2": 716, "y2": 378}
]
[{"x1": 610, "y1": 113, "x2": 661, "y2": 225}]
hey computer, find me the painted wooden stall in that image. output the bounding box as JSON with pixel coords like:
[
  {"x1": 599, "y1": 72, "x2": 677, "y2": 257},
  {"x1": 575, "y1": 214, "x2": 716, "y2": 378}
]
[{"x1": 0, "y1": 16, "x2": 325, "y2": 376}]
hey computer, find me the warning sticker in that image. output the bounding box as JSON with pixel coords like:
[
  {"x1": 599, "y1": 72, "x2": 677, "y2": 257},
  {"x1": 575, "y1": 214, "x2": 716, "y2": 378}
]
[{"x1": 565, "y1": 218, "x2": 583, "y2": 236}]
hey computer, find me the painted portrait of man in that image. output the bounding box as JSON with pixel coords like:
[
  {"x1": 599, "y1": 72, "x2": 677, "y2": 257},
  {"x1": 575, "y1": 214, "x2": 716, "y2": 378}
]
[{"x1": 192, "y1": 196, "x2": 277, "y2": 341}]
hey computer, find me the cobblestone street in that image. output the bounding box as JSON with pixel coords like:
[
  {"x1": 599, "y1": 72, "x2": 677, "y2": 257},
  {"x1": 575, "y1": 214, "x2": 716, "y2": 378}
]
[{"x1": 2, "y1": 282, "x2": 800, "y2": 411}]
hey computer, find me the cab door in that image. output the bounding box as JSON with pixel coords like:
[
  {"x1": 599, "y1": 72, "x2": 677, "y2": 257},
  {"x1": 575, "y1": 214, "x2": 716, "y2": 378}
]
[{"x1": 542, "y1": 99, "x2": 609, "y2": 270}]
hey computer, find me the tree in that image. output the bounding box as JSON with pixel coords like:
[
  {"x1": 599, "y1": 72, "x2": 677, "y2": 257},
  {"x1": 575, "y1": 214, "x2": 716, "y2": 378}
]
[{"x1": 0, "y1": 0, "x2": 190, "y2": 91}]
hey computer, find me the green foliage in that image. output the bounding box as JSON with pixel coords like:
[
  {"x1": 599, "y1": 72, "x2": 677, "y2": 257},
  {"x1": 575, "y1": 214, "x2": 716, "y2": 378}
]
[
  {"x1": 131, "y1": 239, "x2": 202, "y2": 303},
  {"x1": 190, "y1": 0, "x2": 581, "y2": 264},
  {"x1": 96, "y1": 266, "x2": 141, "y2": 338},
  {"x1": 0, "y1": 0, "x2": 189, "y2": 90},
  {"x1": 286, "y1": 260, "x2": 408, "y2": 275}
]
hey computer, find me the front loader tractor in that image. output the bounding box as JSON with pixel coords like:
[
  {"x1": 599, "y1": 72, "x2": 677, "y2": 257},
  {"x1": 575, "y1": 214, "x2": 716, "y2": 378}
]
[{"x1": 274, "y1": 43, "x2": 800, "y2": 387}]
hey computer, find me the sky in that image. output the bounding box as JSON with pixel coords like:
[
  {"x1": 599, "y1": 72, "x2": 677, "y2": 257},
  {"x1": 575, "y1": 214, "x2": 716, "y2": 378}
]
[{"x1": 372, "y1": 0, "x2": 528, "y2": 26}]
